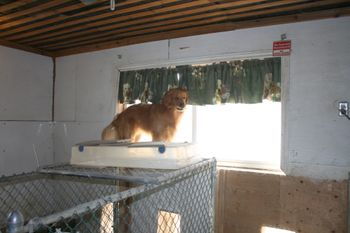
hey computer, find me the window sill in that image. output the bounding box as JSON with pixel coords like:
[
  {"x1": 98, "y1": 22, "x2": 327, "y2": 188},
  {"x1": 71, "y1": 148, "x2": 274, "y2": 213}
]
[{"x1": 216, "y1": 160, "x2": 285, "y2": 175}]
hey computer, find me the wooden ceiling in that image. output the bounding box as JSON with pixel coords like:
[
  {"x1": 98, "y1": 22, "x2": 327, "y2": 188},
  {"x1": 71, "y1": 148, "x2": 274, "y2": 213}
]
[{"x1": 0, "y1": 0, "x2": 349, "y2": 57}]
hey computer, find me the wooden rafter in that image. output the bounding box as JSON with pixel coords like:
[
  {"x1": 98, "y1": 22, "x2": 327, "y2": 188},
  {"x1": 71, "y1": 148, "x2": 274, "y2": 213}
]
[{"x1": 0, "y1": 0, "x2": 349, "y2": 57}]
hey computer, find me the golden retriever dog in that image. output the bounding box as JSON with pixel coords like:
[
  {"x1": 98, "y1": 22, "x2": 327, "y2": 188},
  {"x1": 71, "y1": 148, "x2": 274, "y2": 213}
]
[{"x1": 101, "y1": 88, "x2": 188, "y2": 142}]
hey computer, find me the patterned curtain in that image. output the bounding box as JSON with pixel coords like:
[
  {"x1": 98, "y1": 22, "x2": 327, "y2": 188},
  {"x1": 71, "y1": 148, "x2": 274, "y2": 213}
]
[{"x1": 118, "y1": 57, "x2": 281, "y2": 105}]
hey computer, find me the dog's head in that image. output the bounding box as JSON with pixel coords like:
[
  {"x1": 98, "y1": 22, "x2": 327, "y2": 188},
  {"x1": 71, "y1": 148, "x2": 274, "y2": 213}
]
[{"x1": 162, "y1": 88, "x2": 189, "y2": 112}]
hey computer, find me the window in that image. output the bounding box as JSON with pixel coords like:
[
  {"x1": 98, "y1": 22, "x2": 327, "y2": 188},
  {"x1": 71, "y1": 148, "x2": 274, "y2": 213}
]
[
  {"x1": 117, "y1": 55, "x2": 285, "y2": 171},
  {"x1": 195, "y1": 101, "x2": 281, "y2": 170}
]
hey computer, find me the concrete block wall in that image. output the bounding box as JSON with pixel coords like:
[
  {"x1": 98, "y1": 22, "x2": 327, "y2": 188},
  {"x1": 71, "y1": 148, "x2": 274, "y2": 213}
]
[
  {"x1": 54, "y1": 16, "x2": 350, "y2": 180},
  {"x1": 0, "y1": 46, "x2": 54, "y2": 176}
]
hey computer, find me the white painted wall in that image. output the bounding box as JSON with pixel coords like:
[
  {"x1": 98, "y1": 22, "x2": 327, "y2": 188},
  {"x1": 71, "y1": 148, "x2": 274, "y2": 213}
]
[
  {"x1": 0, "y1": 46, "x2": 54, "y2": 176},
  {"x1": 55, "y1": 16, "x2": 350, "y2": 180}
]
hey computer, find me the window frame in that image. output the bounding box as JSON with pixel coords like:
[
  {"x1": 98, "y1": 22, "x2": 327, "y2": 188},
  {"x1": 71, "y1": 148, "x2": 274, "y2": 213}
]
[{"x1": 115, "y1": 51, "x2": 289, "y2": 173}]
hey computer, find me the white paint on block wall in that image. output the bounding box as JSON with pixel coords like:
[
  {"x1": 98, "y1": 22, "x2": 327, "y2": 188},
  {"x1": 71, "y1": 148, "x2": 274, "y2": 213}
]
[
  {"x1": 0, "y1": 121, "x2": 53, "y2": 176},
  {"x1": 1, "y1": 17, "x2": 349, "y2": 180},
  {"x1": 54, "y1": 17, "x2": 350, "y2": 180},
  {"x1": 54, "y1": 56, "x2": 77, "y2": 121},
  {"x1": 53, "y1": 121, "x2": 107, "y2": 163},
  {"x1": 0, "y1": 46, "x2": 53, "y2": 121},
  {"x1": 0, "y1": 46, "x2": 54, "y2": 176},
  {"x1": 285, "y1": 17, "x2": 350, "y2": 179}
]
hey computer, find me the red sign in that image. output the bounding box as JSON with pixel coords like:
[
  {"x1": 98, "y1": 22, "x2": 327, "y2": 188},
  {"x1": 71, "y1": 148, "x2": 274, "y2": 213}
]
[{"x1": 273, "y1": 40, "x2": 291, "y2": 56}]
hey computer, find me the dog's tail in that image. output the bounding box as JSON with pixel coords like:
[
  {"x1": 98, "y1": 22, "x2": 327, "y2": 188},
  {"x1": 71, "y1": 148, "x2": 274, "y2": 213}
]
[{"x1": 101, "y1": 123, "x2": 119, "y2": 140}]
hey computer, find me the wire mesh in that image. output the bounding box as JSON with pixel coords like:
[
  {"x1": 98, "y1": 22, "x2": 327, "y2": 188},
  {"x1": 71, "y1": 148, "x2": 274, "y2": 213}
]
[{"x1": 0, "y1": 158, "x2": 216, "y2": 233}]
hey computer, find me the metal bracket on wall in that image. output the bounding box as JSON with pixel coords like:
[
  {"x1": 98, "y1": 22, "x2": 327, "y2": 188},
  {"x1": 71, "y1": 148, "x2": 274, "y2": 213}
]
[{"x1": 338, "y1": 101, "x2": 350, "y2": 120}]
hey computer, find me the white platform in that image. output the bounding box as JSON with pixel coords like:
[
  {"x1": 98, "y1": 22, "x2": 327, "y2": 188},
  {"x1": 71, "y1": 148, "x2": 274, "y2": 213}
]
[{"x1": 70, "y1": 140, "x2": 201, "y2": 169}]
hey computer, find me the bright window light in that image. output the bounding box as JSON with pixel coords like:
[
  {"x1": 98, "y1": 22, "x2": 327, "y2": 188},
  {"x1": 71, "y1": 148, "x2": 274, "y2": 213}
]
[
  {"x1": 126, "y1": 100, "x2": 281, "y2": 170},
  {"x1": 144, "y1": 100, "x2": 281, "y2": 170},
  {"x1": 261, "y1": 226, "x2": 295, "y2": 233},
  {"x1": 171, "y1": 105, "x2": 193, "y2": 143},
  {"x1": 195, "y1": 101, "x2": 281, "y2": 169}
]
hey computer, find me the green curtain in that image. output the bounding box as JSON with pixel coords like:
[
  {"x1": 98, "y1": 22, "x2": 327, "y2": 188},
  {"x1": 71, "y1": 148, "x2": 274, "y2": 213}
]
[{"x1": 118, "y1": 57, "x2": 281, "y2": 105}]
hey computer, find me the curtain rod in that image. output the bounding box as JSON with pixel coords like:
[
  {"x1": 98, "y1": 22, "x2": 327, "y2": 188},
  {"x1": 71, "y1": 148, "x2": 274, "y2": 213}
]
[{"x1": 117, "y1": 49, "x2": 273, "y2": 72}]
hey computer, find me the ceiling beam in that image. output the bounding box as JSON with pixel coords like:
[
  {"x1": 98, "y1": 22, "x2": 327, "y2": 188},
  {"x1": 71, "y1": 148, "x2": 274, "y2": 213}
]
[
  {"x1": 52, "y1": 6, "x2": 350, "y2": 57},
  {"x1": 0, "y1": 38, "x2": 54, "y2": 57},
  {"x1": 3, "y1": 0, "x2": 180, "y2": 40},
  {"x1": 0, "y1": 0, "x2": 33, "y2": 13},
  {"x1": 38, "y1": 0, "x2": 343, "y2": 51}
]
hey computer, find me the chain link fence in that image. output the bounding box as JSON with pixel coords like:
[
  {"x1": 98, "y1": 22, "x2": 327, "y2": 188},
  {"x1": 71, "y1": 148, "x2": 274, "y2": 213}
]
[{"x1": 0, "y1": 158, "x2": 216, "y2": 233}]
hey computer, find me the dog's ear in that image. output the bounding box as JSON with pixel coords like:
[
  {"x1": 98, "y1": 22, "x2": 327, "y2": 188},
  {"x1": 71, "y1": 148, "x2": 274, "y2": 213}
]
[
  {"x1": 184, "y1": 89, "x2": 189, "y2": 104},
  {"x1": 162, "y1": 89, "x2": 175, "y2": 107}
]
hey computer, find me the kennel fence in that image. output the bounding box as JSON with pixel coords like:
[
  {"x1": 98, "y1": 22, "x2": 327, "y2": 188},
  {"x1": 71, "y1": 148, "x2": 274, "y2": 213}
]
[{"x1": 0, "y1": 158, "x2": 216, "y2": 233}]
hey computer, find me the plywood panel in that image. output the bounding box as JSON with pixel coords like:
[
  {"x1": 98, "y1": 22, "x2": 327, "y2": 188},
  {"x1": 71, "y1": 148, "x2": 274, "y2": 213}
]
[
  {"x1": 217, "y1": 170, "x2": 281, "y2": 233},
  {"x1": 279, "y1": 176, "x2": 347, "y2": 233},
  {"x1": 216, "y1": 169, "x2": 347, "y2": 233}
]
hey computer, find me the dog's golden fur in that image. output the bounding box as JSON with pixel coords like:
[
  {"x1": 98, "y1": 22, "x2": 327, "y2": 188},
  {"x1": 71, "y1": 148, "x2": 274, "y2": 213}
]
[{"x1": 101, "y1": 88, "x2": 188, "y2": 142}]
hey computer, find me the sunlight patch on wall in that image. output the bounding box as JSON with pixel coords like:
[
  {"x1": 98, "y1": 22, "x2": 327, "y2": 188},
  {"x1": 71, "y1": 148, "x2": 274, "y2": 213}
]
[
  {"x1": 157, "y1": 210, "x2": 181, "y2": 233},
  {"x1": 261, "y1": 226, "x2": 295, "y2": 233}
]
